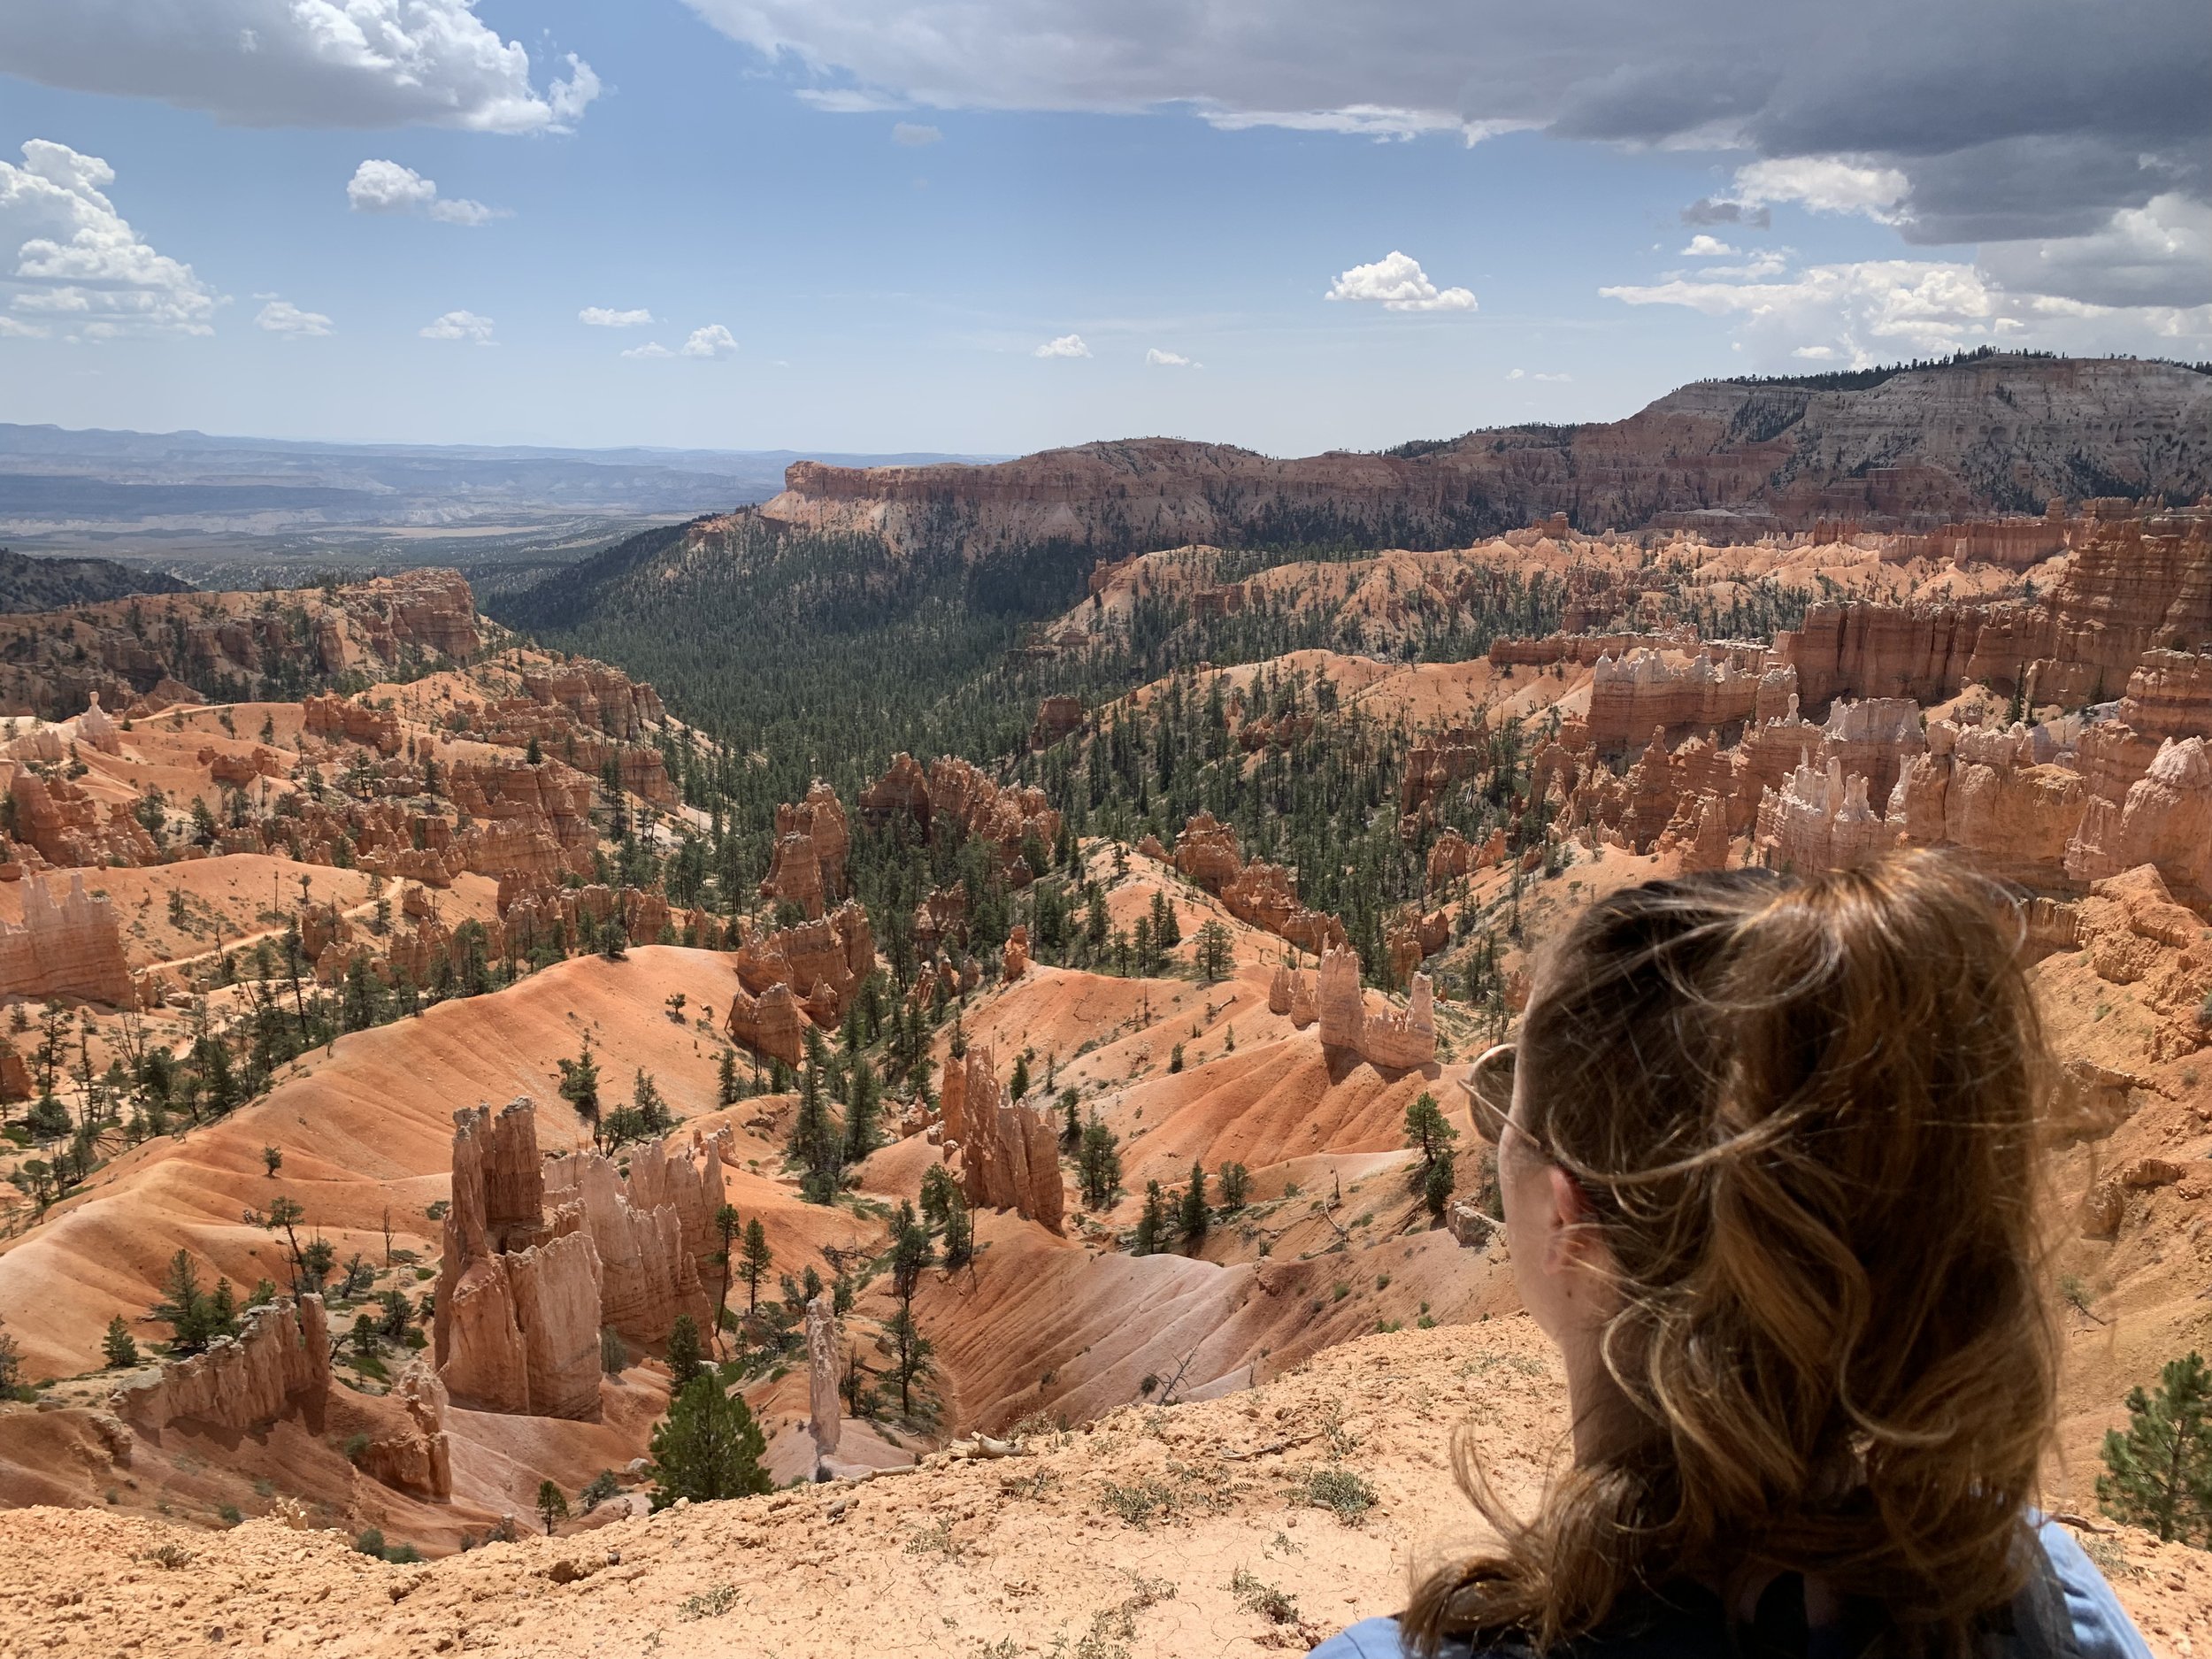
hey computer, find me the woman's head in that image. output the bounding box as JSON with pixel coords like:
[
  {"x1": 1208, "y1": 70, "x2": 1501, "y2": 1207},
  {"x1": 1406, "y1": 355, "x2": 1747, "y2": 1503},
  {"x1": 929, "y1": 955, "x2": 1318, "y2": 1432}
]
[{"x1": 1417, "y1": 852, "x2": 2057, "y2": 1655}]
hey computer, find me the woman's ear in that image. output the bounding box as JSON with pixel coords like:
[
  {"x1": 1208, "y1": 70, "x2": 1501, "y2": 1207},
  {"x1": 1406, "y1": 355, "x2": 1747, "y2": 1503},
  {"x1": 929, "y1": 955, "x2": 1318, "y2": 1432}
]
[{"x1": 1543, "y1": 1164, "x2": 1598, "y2": 1273}]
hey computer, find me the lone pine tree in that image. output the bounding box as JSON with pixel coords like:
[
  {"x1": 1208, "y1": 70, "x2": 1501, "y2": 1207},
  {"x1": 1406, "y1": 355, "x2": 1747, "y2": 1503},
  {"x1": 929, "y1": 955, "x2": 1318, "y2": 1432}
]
[{"x1": 2099, "y1": 1351, "x2": 2212, "y2": 1545}]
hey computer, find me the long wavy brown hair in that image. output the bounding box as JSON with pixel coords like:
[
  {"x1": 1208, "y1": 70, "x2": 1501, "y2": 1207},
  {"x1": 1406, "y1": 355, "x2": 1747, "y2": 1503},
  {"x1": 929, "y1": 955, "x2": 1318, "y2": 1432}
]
[{"x1": 1407, "y1": 851, "x2": 2058, "y2": 1656}]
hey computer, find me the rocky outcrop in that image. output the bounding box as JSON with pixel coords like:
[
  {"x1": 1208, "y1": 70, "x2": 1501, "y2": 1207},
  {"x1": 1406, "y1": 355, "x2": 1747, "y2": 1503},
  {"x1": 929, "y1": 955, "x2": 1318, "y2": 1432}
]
[
  {"x1": 859, "y1": 755, "x2": 1060, "y2": 873},
  {"x1": 0, "y1": 568, "x2": 480, "y2": 720},
  {"x1": 2066, "y1": 737, "x2": 2212, "y2": 909},
  {"x1": 434, "y1": 1100, "x2": 607, "y2": 1420},
  {"x1": 1775, "y1": 602, "x2": 1988, "y2": 715},
  {"x1": 731, "y1": 901, "x2": 874, "y2": 1028},
  {"x1": 1756, "y1": 758, "x2": 1892, "y2": 874},
  {"x1": 1970, "y1": 509, "x2": 2212, "y2": 706},
  {"x1": 111, "y1": 1295, "x2": 329, "y2": 1434},
  {"x1": 449, "y1": 759, "x2": 598, "y2": 884},
  {"x1": 303, "y1": 694, "x2": 403, "y2": 756},
  {"x1": 1171, "y1": 811, "x2": 1244, "y2": 891},
  {"x1": 760, "y1": 783, "x2": 850, "y2": 919},
  {"x1": 1029, "y1": 695, "x2": 1085, "y2": 750},
  {"x1": 1164, "y1": 816, "x2": 1350, "y2": 956},
  {"x1": 1890, "y1": 718, "x2": 2091, "y2": 884},
  {"x1": 620, "y1": 1127, "x2": 734, "y2": 1269},
  {"x1": 541, "y1": 1148, "x2": 705, "y2": 1344},
  {"x1": 0, "y1": 872, "x2": 136, "y2": 1006},
  {"x1": 7, "y1": 768, "x2": 161, "y2": 869},
  {"x1": 1588, "y1": 649, "x2": 1765, "y2": 754},
  {"x1": 1300, "y1": 948, "x2": 1435, "y2": 1069},
  {"x1": 1778, "y1": 509, "x2": 2211, "y2": 714},
  {"x1": 2063, "y1": 864, "x2": 2212, "y2": 1060},
  {"x1": 1001, "y1": 924, "x2": 1030, "y2": 982},
  {"x1": 807, "y1": 1293, "x2": 841, "y2": 1474},
  {"x1": 945, "y1": 1044, "x2": 1064, "y2": 1230},
  {"x1": 515, "y1": 664, "x2": 665, "y2": 741},
  {"x1": 1426, "y1": 828, "x2": 1476, "y2": 889},
  {"x1": 1401, "y1": 728, "x2": 1487, "y2": 822},
  {"x1": 726, "y1": 980, "x2": 807, "y2": 1065},
  {"x1": 358, "y1": 1357, "x2": 454, "y2": 1501}
]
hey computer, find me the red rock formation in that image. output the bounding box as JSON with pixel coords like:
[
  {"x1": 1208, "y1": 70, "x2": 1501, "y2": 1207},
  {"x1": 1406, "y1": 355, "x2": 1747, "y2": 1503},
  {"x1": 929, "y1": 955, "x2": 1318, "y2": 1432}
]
[
  {"x1": 434, "y1": 1100, "x2": 606, "y2": 1420},
  {"x1": 7, "y1": 768, "x2": 161, "y2": 868},
  {"x1": 1426, "y1": 828, "x2": 1474, "y2": 889},
  {"x1": 1975, "y1": 510, "x2": 2212, "y2": 705},
  {"x1": 857, "y1": 754, "x2": 1060, "y2": 872},
  {"x1": 2066, "y1": 737, "x2": 2212, "y2": 908},
  {"x1": 516, "y1": 664, "x2": 665, "y2": 740},
  {"x1": 0, "y1": 872, "x2": 136, "y2": 1006},
  {"x1": 0, "y1": 1035, "x2": 30, "y2": 1101},
  {"x1": 622, "y1": 1127, "x2": 733, "y2": 1267},
  {"x1": 2064, "y1": 864, "x2": 2212, "y2": 1059},
  {"x1": 111, "y1": 1295, "x2": 329, "y2": 1434},
  {"x1": 1774, "y1": 603, "x2": 1987, "y2": 715},
  {"x1": 945, "y1": 1044, "x2": 1064, "y2": 1230},
  {"x1": 1386, "y1": 910, "x2": 1449, "y2": 988},
  {"x1": 303, "y1": 695, "x2": 402, "y2": 757},
  {"x1": 1755, "y1": 759, "x2": 1892, "y2": 874},
  {"x1": 1029, "y1": 695, "x2": 1085, "y2": 749},
  {"x1": 1171, "y1": 811, "x2": 1244, "y2": 890},
  {"x1": 1309, "y1": 948, "x2": 1435, "y2": 1069},
  {"x1": 1361, "y1": 972, "x2": 1437, "y2": 1071},
  {"x1": 1002, "y1": 924, "x2": 1030, "y2": 982},
  {"x1": 1588, "y1": 649, "x2": 1765, "y2": 753},
  {"x1": 0, "y1": 569, "x2": 479, "y2": 719},
  {"x1": 731, "y1": 900, "x2": 873, "y2": 1019},
  {"x1": 759, "y1": 784, "x2": 849, "y2": 919},
  {"x1": 1488, "y1": 627, "x2": 1702, "y2": 670},
  {"x1": 1662, "y1": 792, "x2": 1732, "y2": 873},
  {"x1": 1892, "y1": 718, "x2": 2091, "y2": 884},
  {"x1": 447, "y1": 758, "x2": 597, "y2": 887},
  {"x1": 857, "y1": 752, "x2": 931, "y2": 820},
  {"x1": 2110, "y1": 649, "x2": 2212, "y2": 743},
  {"x1": 1401, "y1": 728, "x2": 1486, "y2": 820},
  {"x1": 542, "y1": 1148, "x2": 706, "y2": 1344},
  {"x1": 726, "y1": 981, "x2": 807, "y2": 1066},
  {"x1": 1217, "y1": 859, "x2": 1347, "y2": 957},
  {"x1": 358, "y1": 1357, "x2": 454, "y2": 1500}
]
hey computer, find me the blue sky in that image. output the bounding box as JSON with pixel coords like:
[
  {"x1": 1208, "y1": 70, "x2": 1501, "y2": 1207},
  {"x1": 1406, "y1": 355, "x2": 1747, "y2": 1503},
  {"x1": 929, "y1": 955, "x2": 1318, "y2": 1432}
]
[{"x1": 0, "y1": 0, "x2": 2204, "y2": 456}]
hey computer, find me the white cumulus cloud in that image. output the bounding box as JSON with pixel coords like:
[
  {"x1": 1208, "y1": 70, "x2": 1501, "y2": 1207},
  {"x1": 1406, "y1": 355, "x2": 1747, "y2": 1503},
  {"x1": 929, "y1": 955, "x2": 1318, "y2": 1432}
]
[
  {"x1": 1325, "y1": 251, "x2": 1474, "y2": 312},
  {"x1": 1145, "y1": 347, "x2": 1197, "y2": 367},
  {"x1": 255, "y1": 298, "x2": 332, "y2": 336},
  {"x1": 621, "y1": 341, "x2": 675, "y2": 358},
  {"x1": 0, "y1": 1, "x2": 598, "y2": 133},
  {"x1": 1601, "y1": 250, "x2": 2212, "y2": 368},
  {"x1": 347, "y1": 159, "x2": 504, "y2": 225},
  {"x1": 419, "y1": 309, "x2": 495, "y2": 343},
  {"x1": 1034, "y1": 333, "x2": 1091, "y2": 357},
  {"x1": 0, "y1": 140, "x2": 218, "y2": 340},
  {"x1": 346, "y1": 158, "x2": 435, "y2": 212},
  {"x1": 581, "y1": 307, "x2": 654, "y2": 327},
  {"x1": 1506, "y1": 368, "x2": 1571, "y2": 382},
  {"x1": 1680, "y1": 234, "x2": 1737, "y2": 257},
  {"x1": 892, "y1": 122, "x2": 941, "y2": 145},
  {"x1": 1730, "y1": 157, "x2": 1909, "y2": 219},
  {"x1": 680, "y1": 324, "x2": 738, "y2": 357}
]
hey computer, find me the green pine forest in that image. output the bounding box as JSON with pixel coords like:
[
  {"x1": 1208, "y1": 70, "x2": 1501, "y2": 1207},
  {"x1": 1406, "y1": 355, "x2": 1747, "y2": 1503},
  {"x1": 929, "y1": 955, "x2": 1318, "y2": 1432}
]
[{"x1": 491, "y1": 511, "x2": 1817, "y2": 984}]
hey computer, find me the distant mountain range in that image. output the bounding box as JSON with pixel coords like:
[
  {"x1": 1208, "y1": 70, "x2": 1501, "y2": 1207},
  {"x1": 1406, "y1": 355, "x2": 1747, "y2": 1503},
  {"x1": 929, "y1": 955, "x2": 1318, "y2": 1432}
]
[
  {"x1": 0, "y1": 425, "x2": 1002, "y2": 539},
  {"x1": 755, "y1": 352, "x2": 2212, "y2": 557}
]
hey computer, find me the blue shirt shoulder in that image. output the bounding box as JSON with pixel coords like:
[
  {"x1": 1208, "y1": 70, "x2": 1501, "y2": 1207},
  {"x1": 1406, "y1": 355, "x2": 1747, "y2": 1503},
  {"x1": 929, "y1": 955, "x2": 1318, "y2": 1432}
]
[{"x1": 1310, "y1": 1523, "x2": 2152, "y2": 1659}]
